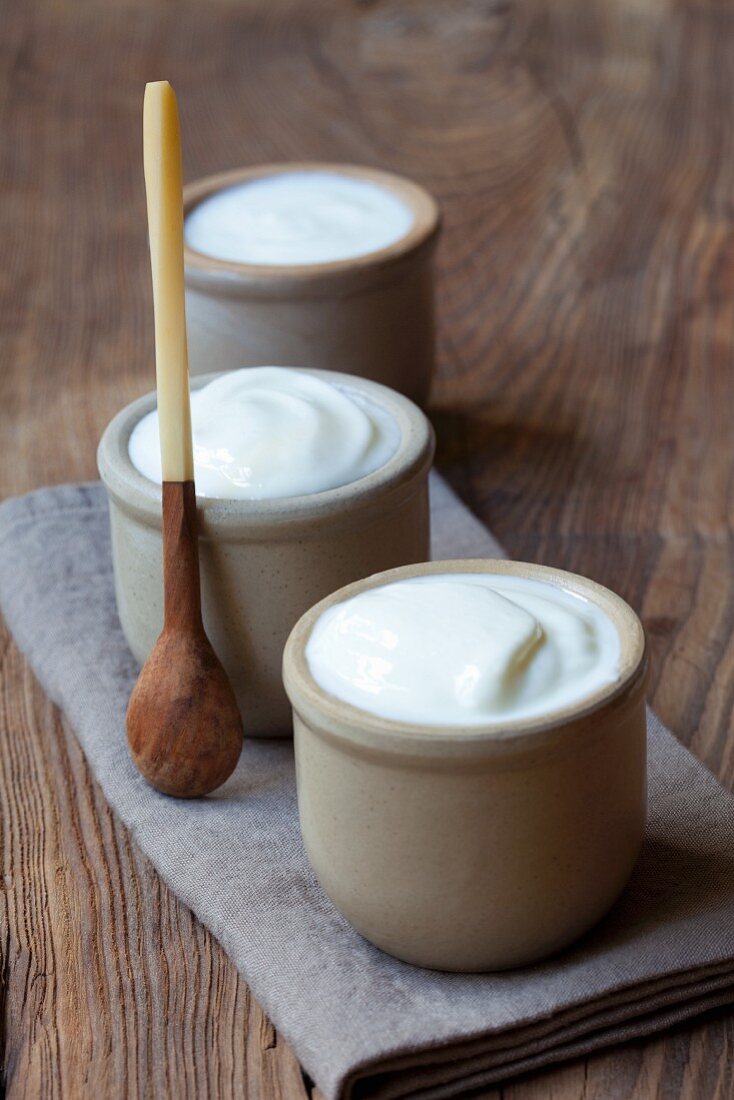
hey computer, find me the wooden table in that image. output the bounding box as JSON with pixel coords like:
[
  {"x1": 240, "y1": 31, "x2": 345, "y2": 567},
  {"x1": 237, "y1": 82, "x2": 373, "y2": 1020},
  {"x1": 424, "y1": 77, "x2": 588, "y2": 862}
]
[{"x1": 2, "y1": 0, "x2": 733, "y2": 1095}]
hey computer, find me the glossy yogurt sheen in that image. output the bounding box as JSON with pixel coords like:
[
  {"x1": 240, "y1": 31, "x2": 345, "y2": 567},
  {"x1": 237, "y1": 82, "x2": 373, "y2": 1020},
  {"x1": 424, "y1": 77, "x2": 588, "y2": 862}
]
[
  {"x1": 305, "y1": 574, "x2": 622, "y2": 727},
  {"x1": 184, "y1": 171, "x2": 415, "y2": 266},
  {"x1": 128, "y1": 367, "x2": 400, "y2": 500}
]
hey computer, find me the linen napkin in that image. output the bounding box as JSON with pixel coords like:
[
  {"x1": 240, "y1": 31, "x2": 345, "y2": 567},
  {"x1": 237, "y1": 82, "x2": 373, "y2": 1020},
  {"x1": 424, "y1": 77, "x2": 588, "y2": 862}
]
[{"x1": 0, "y1": 474, "x2": 732, "y2": 1100}]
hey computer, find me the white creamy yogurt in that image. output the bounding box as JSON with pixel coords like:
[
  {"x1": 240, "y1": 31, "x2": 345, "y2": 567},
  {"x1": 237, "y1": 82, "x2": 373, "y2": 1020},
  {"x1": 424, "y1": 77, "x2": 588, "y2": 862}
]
[
  {"x1": 128, "y1": 367, "x2": 399, "y2": 499},
  {"x1": 306, "y1": 574, "x2": 622, "y2": 727},
  {"x1": 184, "y1": 171, "x2": 415, "y2": 266}
]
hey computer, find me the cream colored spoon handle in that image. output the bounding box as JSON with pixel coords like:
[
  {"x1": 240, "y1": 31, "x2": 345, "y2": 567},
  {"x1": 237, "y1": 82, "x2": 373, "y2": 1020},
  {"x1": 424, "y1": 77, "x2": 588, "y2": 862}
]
[{"x1": 142, "y1": 80, "x2": 194, "y2": 483}]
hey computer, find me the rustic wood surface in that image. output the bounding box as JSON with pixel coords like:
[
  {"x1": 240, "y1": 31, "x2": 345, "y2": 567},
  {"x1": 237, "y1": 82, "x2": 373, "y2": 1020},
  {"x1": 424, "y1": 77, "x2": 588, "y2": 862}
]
[{"x1": 1, "y1": 0, "x2": 733, "y2": 1096}]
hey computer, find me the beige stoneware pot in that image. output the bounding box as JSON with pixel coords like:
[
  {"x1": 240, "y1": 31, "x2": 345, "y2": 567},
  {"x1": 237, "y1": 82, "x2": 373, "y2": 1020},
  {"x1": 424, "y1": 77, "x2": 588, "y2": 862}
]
[
  {"x1": 97, "y1": 370, "x2": 434, "y2": 738},
  {"x1": 183, "y1": 164, "x2": 441, "y2": 405},
  {"x1": 283, "y1": 559, "x2": 649, "y2": 971}
]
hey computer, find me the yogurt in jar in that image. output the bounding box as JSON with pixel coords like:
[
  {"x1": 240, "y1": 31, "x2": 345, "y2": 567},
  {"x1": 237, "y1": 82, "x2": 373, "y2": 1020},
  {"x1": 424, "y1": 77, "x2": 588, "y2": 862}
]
[
  {"x1": 184, "y1": 170, "x2": 415, "y2": 266},
  {"x1": 128, "y1": 367, "x2": 400, "y2": 499},
  {"x1": 305, "y1": 573, "x2": 622, "y2": 726}
]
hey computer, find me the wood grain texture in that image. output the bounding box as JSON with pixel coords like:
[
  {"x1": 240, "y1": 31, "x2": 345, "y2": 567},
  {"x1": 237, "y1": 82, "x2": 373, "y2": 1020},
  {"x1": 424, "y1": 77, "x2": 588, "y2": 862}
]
[{"x1": 1, "y1": 0, "x2": 733, "y2": 1096}]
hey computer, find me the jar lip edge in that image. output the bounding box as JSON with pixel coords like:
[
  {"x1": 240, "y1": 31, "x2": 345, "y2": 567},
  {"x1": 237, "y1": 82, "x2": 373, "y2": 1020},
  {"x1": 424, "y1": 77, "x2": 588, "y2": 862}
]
[
  {"x1": 97, "y1": 369, "x2": 435, "y2": 527},
  {"x1": 283, "y1": 559, "x2": 649, "y2": 755},
  {"x1": 182, "y1": 162, "x2": 441, "y2": 283}
]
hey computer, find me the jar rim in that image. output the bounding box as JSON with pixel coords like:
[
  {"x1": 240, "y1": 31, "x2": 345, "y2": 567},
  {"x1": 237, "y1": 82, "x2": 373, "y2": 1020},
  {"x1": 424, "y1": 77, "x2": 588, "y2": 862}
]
[
  {"x1": 283, "y1": 559, "x2": 649, "y2": 758},
  {"x1": 97, "y1": 369, "x2": 435, "y2": 535},
  {"x1": 182, "y1": 162, "x2": 441, "y2": 291}
]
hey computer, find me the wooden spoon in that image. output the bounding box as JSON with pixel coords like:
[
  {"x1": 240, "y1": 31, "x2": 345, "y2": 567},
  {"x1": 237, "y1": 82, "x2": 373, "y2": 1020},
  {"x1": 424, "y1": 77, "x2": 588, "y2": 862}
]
[{"x1": 126, "y1": 81, "x2": 244, "y2": 797}]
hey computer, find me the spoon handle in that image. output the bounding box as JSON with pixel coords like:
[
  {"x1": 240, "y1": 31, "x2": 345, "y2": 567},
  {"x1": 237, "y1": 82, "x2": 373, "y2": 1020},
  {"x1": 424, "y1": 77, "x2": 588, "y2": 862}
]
[
  {"x1": 142, "y1": 80, "x2": 194, "y2": 485},
  {"x1": 143, "y1": 81, "x2": 201, "y2": 635},
  {"x1": 162, "y1": 481, "x2": 202, "y2": 632}
]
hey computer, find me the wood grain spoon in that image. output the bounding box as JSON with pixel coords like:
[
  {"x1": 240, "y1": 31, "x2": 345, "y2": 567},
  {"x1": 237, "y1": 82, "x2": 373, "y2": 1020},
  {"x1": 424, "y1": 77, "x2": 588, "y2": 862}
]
[{"x1": 126, "y1": 81, "x2": 244, "y2": 797}]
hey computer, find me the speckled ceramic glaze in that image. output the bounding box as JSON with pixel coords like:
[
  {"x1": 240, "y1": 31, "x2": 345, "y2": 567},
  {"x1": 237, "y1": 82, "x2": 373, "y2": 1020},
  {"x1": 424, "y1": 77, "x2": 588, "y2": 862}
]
[
  {"x1": 97, "y1": 370, "x2": 434, "y2": 738},
  {"x1": 283, "y1": 560, "x2": 649, "y2": 971},
  {"x1": 183, "y1": 164, "x2": 441, "y2": 405}
]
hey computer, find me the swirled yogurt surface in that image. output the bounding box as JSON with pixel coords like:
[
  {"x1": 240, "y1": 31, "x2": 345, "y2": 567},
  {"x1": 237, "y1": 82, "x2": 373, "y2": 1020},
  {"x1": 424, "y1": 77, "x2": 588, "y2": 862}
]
[
  {"x1": 306, "y1": 574, "x2": 622, "y2": 727},
  {"x1": 128, "y1": 367, "x2": 399, "y2": 499},
  {"x1": 184, "y1": 171, "x2": 414, "y2": 265}
]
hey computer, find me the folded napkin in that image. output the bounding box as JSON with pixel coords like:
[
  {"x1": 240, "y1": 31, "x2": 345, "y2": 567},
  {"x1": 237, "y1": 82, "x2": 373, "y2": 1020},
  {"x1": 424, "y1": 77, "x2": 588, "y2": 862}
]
[{"x1": 0, "y1": 475, "x2": 732, "y2": 1100}]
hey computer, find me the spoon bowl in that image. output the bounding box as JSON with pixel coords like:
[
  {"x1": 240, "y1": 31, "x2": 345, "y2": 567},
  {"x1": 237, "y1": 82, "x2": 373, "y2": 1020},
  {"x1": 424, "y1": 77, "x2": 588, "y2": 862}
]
[{"x1": 127, "y1": 619, "x2": 244, "y2": 797}]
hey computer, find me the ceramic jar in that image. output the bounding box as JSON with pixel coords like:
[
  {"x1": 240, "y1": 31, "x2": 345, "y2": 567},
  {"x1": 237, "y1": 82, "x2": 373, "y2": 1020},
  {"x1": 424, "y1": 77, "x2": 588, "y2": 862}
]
[
  {"x1": 98, "y1": 370, "x2": 434, "y2": 738},
  {"x1": 183, "y1": 164, "x2": 441, "y2": 405},
  {"x1": 283, "y1": 559, "x2": 648, "y2": 971}
]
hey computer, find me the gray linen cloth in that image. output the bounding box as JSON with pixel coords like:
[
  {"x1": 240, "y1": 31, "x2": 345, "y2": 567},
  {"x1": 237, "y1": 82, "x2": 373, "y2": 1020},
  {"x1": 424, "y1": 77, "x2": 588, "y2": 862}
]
[{"x1": 0, "y1": 474, "x2": 733, "y2": 1100}]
